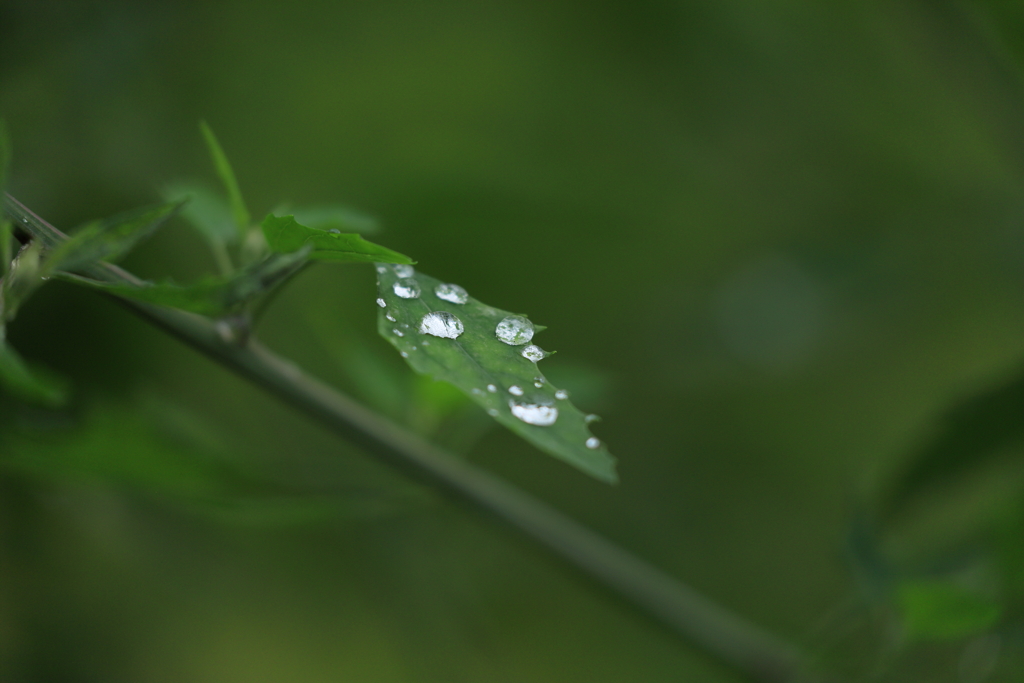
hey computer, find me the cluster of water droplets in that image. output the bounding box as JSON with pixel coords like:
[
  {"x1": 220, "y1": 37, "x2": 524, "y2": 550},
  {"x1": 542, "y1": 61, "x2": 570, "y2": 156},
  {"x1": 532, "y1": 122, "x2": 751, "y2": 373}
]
[{"x1": 375, "y1": 265, "x2": 601, "y2": 450}]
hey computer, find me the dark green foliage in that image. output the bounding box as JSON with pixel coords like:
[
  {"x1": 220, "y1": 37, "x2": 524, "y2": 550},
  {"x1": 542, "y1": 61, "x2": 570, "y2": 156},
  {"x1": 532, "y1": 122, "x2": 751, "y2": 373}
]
[
  {"x1": 883, "y1": 368, "x2": 1024, "y2": 518},
  {"x1": 0, "y1": 340, "x2": 68, "y2": 407},
  {"x1": 58, "y1": 246, "x2": 312, "y2": 317},
  {"x1": 46, "y1": 201, "x2": 185, "y2": 273},
  {"x1": 262, "y1": 214, "x2": 412, "y2": 264},
  {"x1": 376, "y1": 264, "x2": 616, "y2": 483}
]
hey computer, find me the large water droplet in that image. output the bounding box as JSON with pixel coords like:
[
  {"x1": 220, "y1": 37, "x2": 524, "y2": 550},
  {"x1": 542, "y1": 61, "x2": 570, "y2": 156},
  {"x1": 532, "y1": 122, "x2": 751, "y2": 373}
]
[
  {"x1": 509, "y1": 401, "x2": 558, "y2": 426},
  {"x1": 376, "y1": 298, "x2": 386, "y2": 308},
  {"x1": 393, "y1": 264, "x2": 415, "y2": 278},
  {"x1": 393, "y1": 278, "x2": 421, "y2": 299},
  {"x1": 434, "y1": 283, "x2": 468, "y2": 304},
  {"x1": 586, "y1": 437, "x2": 601, "y2": 449},
  {"x1": 495, "y1": 316, "x2": 534, "y2": 346},
  {"x1": 508, "y1": 385, "x2": 524, "y2": 396},
  {"x1": 520, "y1": 344, "x2": 546, "y2": 362},
  {"x1": 554, "y1": 389, "x2": 569, "y2": 400},
  {"x1": 418, "y1": 311, "x2": 464, "y2": 339}
]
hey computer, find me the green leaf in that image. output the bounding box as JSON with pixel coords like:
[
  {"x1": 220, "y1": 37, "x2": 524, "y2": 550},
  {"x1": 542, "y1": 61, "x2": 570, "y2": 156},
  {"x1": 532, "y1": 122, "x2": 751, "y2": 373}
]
[
  {"x1": 199, "y1": 121, "x2": 250, "y2": 236},
  {"x1": 897, "y1": 579, "x2": 1001, "y2": 641},
  {"x1": 58, "y1": 246, "x2": 311, "y2": 317},
  {"x1": 882, "y1": 366, "x2": 1024, "y2": 519},
  {"x1": 47, "y1": 200, "x2": 184, "y2": 273},
  {"x1": 288, "y1": 204, "x2": 380, "y2": 234},
  {"x1": 375, "y1": 264, "x2": 617, "y2": 483},
  {"x1": 262, "y1": 214, "x2": 412, "y2": 264},
  {"x1": 161, "y1": 180, "x2": 237, "y2": 245},
  {"x1": 0, "y1": 339, "x2": 68, "y2": 407}
]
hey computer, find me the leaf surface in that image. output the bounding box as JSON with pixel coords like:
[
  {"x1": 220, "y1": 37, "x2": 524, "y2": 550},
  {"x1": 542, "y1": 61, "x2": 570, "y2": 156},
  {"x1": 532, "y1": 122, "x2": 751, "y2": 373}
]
[
  {"x1": 262, "y1": 214, "x2": 411, "y2": 264},
  {"x1": 59, "y1": 246, "x2": 311, "y2": 316},
  {"x1": 200, "y1": 121, "x2": 250, "y2": 235},
  {"x1": 375, "y1": 264, "x2": 616, "y2": 483}
]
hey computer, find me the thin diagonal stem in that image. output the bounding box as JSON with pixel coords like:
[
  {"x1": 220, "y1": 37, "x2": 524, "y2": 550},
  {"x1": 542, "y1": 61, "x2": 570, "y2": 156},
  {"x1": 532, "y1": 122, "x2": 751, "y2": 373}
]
[{"x1": 4, "y1": 193, "x2": 829, "y2": 683}]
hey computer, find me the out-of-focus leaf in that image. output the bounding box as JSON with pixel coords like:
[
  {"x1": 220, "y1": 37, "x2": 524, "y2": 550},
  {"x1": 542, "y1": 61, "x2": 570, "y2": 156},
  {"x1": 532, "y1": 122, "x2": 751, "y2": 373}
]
[
  {"x1": 897, "y1": 579, "x2": 1001, "y2": 641},
  {"x1": 0, "y1": 339, "x2": 68, "y2": 407},
  {"x1": 262, "y1": 214, "x2": 412, "y2": 264},
  {"x1": 46, "y1": 200, "x2": 184, "y2": 273},
  {"x1": 59, "y1": 246, "x2": 311, "y2": 316},
  {"x1": 161, "y1": 180, "x2": 237, "y2": 245},
  {"x1": 200, "y1": 120, "x2": 250, "y2": 235},
  {"x1": 375, "y1": 264, "x2": 617, "y2": 483},
  {"x1": 288, "y1": 204, "x2": 380, "y2": 234},
  {"x1": 883, "y1": 366, "x2": 1024, "y2": 518}
]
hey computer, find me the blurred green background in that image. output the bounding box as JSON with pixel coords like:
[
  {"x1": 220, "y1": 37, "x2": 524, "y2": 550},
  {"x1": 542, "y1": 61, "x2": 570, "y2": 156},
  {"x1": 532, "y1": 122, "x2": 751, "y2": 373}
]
[{"x1": 3, "y1": 1, "x2": 1024, "y2": 681}]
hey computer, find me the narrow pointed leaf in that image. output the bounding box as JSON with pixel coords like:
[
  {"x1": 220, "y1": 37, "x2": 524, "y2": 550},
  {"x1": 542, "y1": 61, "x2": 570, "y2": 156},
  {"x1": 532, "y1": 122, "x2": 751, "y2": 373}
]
[
  {"x1": 375, "y1": 264, "x2": 616, "y2": 483},
  {"x1": 262, "y1": 214, "x2": 412, "y2": 264},
  {"x1": 59, "y1": 246, "x2": 312, "y2": 316},
  {"x1": 47, "y1": 200, "x2": 184, "y2": 273},
  {"x1": 0, "y1": 340, "x2": 68, "y2": 407},
  {"x1": 200, "y1": 121, "x2": 250, "y2": 235}
]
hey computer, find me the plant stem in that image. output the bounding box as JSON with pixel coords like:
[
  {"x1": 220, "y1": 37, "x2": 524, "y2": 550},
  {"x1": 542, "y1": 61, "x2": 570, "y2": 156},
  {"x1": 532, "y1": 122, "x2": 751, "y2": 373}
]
[{"x1": 4, "y1": 193, "x2": 828, "y2": 683}]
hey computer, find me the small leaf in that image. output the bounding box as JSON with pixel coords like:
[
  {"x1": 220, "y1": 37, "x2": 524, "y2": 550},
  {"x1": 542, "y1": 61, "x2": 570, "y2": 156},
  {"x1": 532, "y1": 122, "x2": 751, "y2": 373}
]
[
  {"x1": 47, "y1": 200, "x2": 184, "y2": 273},
  {"x1": 883, "y1": 366, "x2": 1024, "y2": 519},
  {"x1": 0, "y1": 339, "x2": 68, "y2": 407},
  {"x1": 375, "y1": 265, "x2": 617, "y2": 483},
  {"x1": 897, "y1": 579, "x2": 1001, "y2": 641},
  {"x1": 262, "y1": 214, "x2": 412, "y2": 264},
  {"x1": 199, "y1": 121, "x2": 250, "y2": 235},
  {"x1": 59, "y1": 246, "x2": 311, "y2": 316},
  {"x1": 161, "y1": 180, "x2": 237, "y2": 245},
  {"x1": 288, "y1": 204, "x2": 380, "y2": 234}
]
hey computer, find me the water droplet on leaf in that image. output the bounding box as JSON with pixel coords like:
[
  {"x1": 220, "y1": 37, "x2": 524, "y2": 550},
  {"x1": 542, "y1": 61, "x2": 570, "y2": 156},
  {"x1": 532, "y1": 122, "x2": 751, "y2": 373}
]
[
  {"x1": 510, "y1": 401, "x2": 559, "y2": 426},
  {"x1": 385, "y1": 311, "x2": 397, "y2": 322},
  {"x1": 487, "y1": 408, "x2": 499, "y2": 416},
  {"x1": 393, "y1": 328, "x2": 404, "y2": 337},
  {"x1": 418, "y1": 311, "x2": 464, "y2": 339},
  {"x1": 487, "y1": 384, "x2": 497, "y2": 393},
  {"x1": 400, "y1": 351, "x2": 409, "y2": 358},
  {"x1": 393, "y1": 264, "x2": 415, "y2": 278},
  {"x1": 393, "y1": 278, "x2": 421, "y2": 299},
  {"x1": 534, "y1": 381, "x2": 544, "y2": 388},
  {"x1": 434, "y1": 283, "x2": 468, "y2": 304},
  {"x1": 554, "y1": 389, "x2": 569, "y2": 400},
  {"x1": 584, "y1": 414, "x2": 599, "y2": 424},
  {"x1": 586, "y1": 437, "x2": 600, "y2": 449},
  {"x1": 520, "y1": 344, "x2": 546, "y2": 361},
  {"x1": 508, "y1": 385, "x2": 524, "y2": 396},
  {"x1": 495, "y1": 316, "x2": 534, "y2": 346},
  {"x1": 376, "y1": 298, "x2": 386, "y2": 308},
  {"x1": 329, "y1": 229, "x2": 342, "y2": 235}
]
